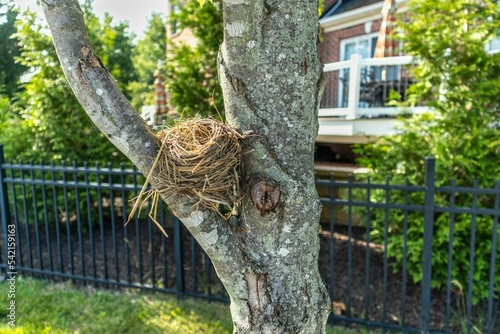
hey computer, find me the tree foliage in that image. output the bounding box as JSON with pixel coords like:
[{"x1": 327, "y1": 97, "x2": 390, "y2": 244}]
[
  {"x1": 166, "y1": 0, "x2": 223, "y2": 117},
  {"x1": 355, "y1": 0, "x2": 500, "y2": 301},
  {"x1": 0, "y1": 1, "x2": 26, "y2": 97},
  {"x1": 0, "y1": 5, "x2": 137, "y2": 164},
  {"x1": 128, "y1": 12, "x2": 167, "y2": 111}
]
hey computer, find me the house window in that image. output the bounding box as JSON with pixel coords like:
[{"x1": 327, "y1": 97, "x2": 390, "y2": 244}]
[
  {"x1": 340, "y1": 33, "x2": 379, "y2": 61},
  {"x1": 170, "y1": 3, "x2": 181, "y2": 35},
  {"x1": 337, "y1": 34, "x2": 378, "y2": 107},
  {"x1": 487, "y1": 37, "x2": 500, "y2": 54},
  {"x1": 338, "y1": 33, "x2": 402, "y2": 107},
  {"x1": 487, "y1": 1, "x2": 500, "y2": 53}
]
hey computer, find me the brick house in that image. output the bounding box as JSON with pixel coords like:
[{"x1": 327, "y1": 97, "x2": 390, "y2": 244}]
[{"x1": 316, "y1": 0, "x2": 499, "y2": 167}]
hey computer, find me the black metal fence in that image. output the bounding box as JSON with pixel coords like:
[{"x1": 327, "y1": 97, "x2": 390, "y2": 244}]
[
  {"x1": 316, "y1": 161, "x2": 500, "y2": 334},
  {"x1": 0, "y1": 144, "x2": 499, "y2": 333}
]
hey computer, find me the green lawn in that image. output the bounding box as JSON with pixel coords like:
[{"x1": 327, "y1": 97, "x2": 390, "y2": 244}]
[{"x1": 0, "y1": 277, "x2": 367, "y2": 334}]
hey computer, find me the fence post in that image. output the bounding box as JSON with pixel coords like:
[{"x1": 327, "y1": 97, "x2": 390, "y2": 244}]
[
  {"x1": 173, "y1": 216, "x2": 185, "y2": 298},
  {"x1": 346, "y1": 53, "x2": 362, "y2": 120},
  {"x1": 421, "y1": 157, "x2": 436, "y2": 334},
  {"x1": 0, "y1": 145, "x2": 11, "y2": 265}
]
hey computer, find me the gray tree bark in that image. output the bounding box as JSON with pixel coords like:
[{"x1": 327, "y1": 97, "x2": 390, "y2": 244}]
[{"x1": 42, "y1": 0, "x2": 331, "y2": 332}]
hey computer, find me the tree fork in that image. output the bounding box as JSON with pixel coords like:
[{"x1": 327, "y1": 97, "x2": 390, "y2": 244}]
[{"x1": 42, "y1": 0, "x2": 331, "y2": 332}]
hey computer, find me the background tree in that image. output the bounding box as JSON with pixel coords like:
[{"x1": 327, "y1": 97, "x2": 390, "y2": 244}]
[
  {"x1": 166, "y1": 0, "x2": 223, "y2": 117},
  {"x1": 0, "y1": 4, "x2": 138, "y2": 164},
  {"x1": 0, "y1": 0, "x2": 27, "y2": 97},
  {"x1": 128, "y1": 12, "x2": 167, "y2": 111},
  {"x1": 355, "y1": 0, "x2": 500, "y2": 301},
  {"x1": 41, "y1": 0, "x2": 331, "y2": 332}
]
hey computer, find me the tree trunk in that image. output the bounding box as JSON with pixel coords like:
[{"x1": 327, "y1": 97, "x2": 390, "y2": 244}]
[{"x1": 42, "y1": 0, "x2": 331, "y2": 332}]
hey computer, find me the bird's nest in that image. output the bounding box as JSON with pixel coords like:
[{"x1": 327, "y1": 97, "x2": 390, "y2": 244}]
[{"x1": 128, "y1": 117, "x2": 243, "y2": 235}]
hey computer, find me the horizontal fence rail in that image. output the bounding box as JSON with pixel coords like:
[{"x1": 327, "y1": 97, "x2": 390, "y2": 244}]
[{"x1": 1, "y1": 146, "x2": 499, "y2": 334}]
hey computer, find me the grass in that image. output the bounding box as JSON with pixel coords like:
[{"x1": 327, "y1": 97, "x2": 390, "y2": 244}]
[{"x1": 0, "y1": 277, "x2": 368, "y2": 334}]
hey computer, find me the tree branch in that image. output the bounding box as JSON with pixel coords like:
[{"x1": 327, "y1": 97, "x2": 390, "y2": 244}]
[{"x1": 41, "y1": 0, "x2": 246, "y2": 283}]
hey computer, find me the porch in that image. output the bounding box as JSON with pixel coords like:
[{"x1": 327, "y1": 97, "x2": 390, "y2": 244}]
[{"x1": 317, "y1": 54, "x2": 427, "y2": 143}]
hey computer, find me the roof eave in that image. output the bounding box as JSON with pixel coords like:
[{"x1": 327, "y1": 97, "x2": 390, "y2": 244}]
[
  {"x1": 319, "y1": 2, "x2": 384, "y2": 31},
  {"x1": 320, "y1": 0, "x2": 408, "y2": 32}
]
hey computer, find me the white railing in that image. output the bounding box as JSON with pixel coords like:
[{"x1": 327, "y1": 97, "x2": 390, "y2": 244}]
[
  {"x1": 320, "y1": 54, "x2": 425, "y2": 119},
  {"x1": 141, "y1": 105, "x2": 156, "y2": 126}
]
